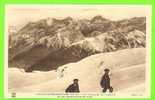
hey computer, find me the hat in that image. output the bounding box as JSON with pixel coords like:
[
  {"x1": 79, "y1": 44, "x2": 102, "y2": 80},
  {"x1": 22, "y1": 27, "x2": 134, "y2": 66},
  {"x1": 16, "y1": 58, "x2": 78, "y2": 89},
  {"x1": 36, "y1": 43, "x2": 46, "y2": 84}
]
[
  {"x1": 73, "y1": 79, "x2": 79, "y2": 81},
  {"x1": 104, "y1": 68, "x2": 110, "y2": 72}
]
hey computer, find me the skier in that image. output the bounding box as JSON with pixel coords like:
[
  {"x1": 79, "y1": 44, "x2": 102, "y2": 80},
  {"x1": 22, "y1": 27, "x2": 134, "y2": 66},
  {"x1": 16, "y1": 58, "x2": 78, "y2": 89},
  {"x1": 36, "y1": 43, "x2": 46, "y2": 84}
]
[
  {"x1": 65, "y1": 79, "x2": 80, "y2": 93},
  {"x1": 100, "y1": 68, "x2": 113, "y2": 92}
]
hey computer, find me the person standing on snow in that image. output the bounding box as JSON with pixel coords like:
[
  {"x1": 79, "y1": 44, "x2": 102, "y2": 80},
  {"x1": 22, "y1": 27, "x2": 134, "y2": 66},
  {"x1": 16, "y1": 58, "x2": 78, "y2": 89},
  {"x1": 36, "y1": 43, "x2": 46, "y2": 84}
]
[
  {"x1": 65, "y1": 79, "x2": 80, "y2": 93},
  {"x1": 100, "y1": 68, "x2": 113, "y2": 92}
]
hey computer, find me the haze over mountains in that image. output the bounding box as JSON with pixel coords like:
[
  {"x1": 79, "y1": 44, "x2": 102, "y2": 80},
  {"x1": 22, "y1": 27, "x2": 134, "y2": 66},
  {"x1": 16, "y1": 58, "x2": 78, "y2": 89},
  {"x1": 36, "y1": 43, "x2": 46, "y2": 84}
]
[{"x1": 9, "y1": 15, "x2": 146, "y2": 71}]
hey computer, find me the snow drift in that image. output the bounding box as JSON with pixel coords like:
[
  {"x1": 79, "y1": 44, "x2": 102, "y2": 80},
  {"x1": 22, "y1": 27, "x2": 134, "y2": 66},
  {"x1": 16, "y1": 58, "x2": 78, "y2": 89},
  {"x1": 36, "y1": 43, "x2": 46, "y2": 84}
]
[{"x1": 8, "y1": 48, "x2": 146, "y2": 93}]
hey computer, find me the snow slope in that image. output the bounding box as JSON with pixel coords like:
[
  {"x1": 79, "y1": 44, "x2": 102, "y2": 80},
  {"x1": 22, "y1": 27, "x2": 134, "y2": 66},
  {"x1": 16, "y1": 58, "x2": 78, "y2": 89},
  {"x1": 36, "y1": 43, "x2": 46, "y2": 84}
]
[{"x1": 8, "y1": 48, "x2": 146, "y2": 93}]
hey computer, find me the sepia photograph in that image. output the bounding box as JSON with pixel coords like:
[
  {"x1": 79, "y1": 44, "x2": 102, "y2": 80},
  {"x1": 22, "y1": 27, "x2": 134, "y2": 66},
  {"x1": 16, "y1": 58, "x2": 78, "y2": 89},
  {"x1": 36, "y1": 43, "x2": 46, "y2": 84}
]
[{"x1": 5, "y1": 5, "x2": 151, "y2": 98}]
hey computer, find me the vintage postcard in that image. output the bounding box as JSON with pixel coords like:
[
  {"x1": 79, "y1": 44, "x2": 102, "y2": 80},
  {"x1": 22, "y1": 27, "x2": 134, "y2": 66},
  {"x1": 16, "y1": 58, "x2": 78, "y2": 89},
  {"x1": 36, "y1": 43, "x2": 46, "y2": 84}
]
[{"x1": 5, "y1": 5, "x2": 151, "y2": 98}]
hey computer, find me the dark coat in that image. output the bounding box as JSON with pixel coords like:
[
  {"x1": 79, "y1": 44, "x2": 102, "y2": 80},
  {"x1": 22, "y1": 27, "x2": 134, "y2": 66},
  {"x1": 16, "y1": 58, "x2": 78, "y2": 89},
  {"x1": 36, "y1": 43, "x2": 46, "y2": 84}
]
[
  {"x1": 65, "y1": 83, "x2": 80, "y2": 93},
  {"x1": 100, "y1": 74, "x2": 110, "y2": 88}
]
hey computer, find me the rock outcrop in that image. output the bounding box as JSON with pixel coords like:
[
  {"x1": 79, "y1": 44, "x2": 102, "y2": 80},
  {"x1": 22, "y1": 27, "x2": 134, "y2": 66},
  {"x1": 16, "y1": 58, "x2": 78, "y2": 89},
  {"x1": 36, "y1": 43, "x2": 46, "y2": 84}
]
[{"x1": 9, "y1": 16, "x2": 146, "y2": 71}]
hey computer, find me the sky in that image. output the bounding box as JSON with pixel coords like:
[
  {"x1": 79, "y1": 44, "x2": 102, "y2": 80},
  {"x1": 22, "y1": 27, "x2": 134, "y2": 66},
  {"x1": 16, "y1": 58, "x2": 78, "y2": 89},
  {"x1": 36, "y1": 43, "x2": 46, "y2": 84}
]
[{"x1": 6, "y1": 5, "x2": 151, "y2": 30}]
